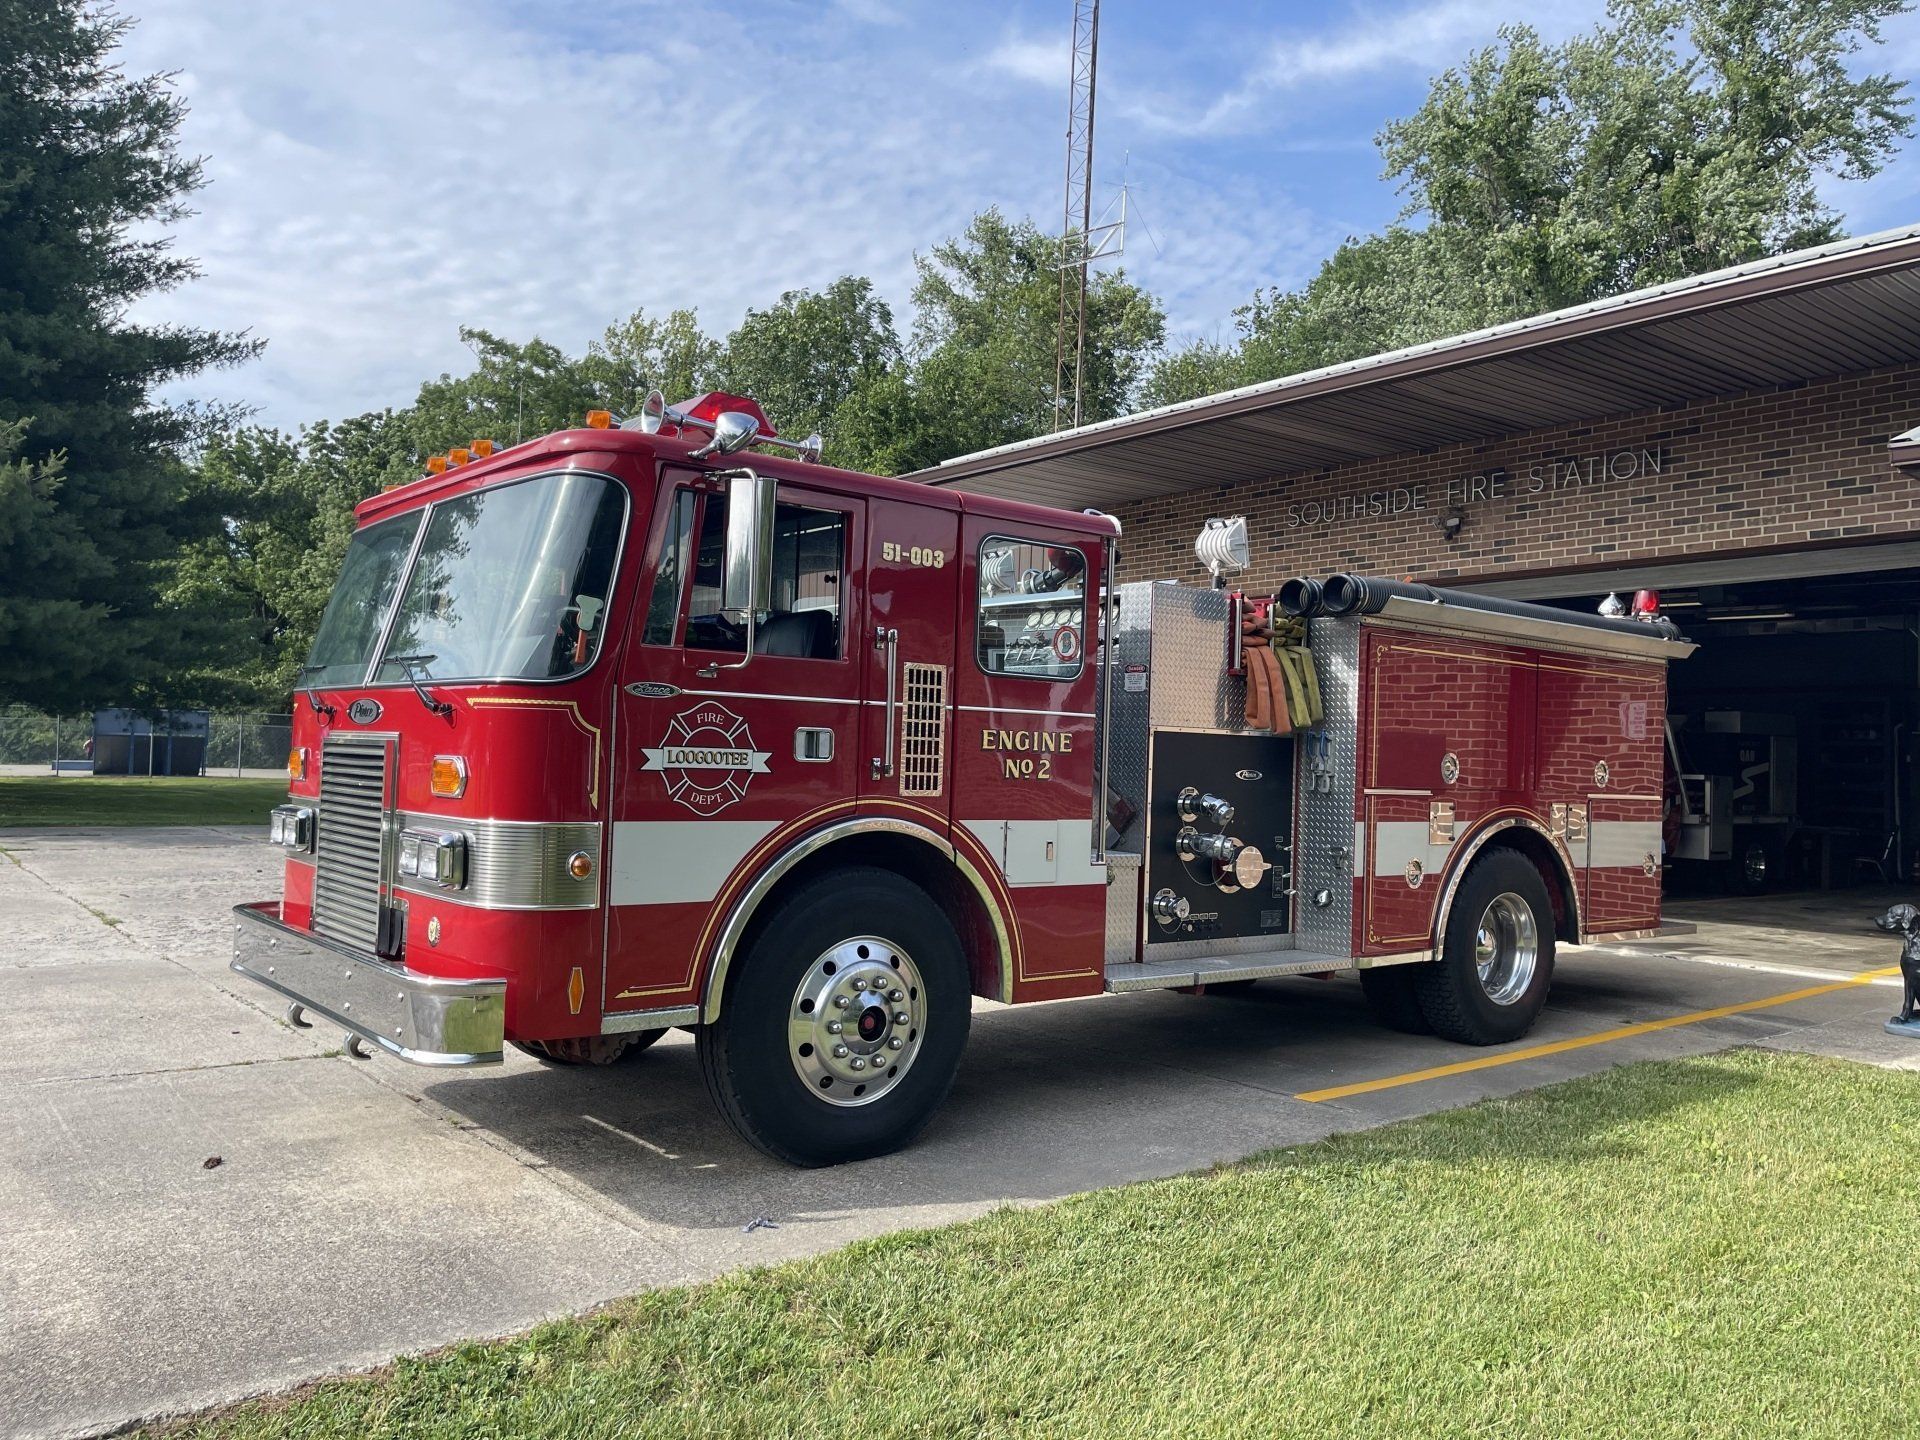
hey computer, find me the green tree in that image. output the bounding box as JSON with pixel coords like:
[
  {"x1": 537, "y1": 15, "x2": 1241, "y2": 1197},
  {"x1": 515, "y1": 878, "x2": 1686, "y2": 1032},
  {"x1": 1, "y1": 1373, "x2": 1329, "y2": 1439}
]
[
  {"x1": 909, "y1": 209, "x2": 1166, "y2": 462},
  {"x1": 580, "y1": 307, "x2": 721, "y2": 415},
  {"x1": 407, "y1": 328, "x2": 597, "y2": 455},
  {"x1": 171, "y1": 413, "x2": 421, "y2": 703},
  {"x1": 0, "y1": 0, "x2": 258, "y2": 710},
  {"x1": 1150, "y1": 0, "x2": 1913, "y2": 405},
  {"x1": 719, "y1": 278, "x2": 900, "y2": 452}
]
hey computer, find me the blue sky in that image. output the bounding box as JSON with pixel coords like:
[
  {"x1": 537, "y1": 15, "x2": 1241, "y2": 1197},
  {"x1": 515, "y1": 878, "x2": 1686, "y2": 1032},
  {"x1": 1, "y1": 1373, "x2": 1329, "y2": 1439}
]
[{"x1": 122, "y1": 0, "x2": 1920, "y2": 434}]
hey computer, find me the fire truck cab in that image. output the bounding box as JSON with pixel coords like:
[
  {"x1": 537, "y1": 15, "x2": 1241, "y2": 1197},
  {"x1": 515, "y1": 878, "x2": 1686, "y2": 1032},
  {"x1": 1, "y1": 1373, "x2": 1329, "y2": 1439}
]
[{"x1": 234, "y1": 392, "x2": 1694, "y2": 1166}]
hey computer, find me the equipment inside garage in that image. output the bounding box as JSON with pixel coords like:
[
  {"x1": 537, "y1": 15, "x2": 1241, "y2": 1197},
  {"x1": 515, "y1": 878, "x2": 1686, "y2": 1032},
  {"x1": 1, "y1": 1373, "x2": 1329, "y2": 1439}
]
[{"x1": 1544, "y1": 568, "x2": 1920, "y2": 894}]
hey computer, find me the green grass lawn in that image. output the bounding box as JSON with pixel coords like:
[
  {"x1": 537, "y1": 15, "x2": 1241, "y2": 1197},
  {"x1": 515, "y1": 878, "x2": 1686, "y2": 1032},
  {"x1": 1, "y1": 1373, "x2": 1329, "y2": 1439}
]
[
  {"x1": 148, "y1": 1050, "x2": 1919, "y2": 1439},
  {"x1": 0, "y1": 776, "x2": 284, "y2": 827}
]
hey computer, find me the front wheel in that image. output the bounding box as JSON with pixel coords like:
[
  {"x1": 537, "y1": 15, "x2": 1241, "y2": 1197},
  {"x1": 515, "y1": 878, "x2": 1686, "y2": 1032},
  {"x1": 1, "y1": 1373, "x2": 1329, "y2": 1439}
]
[
  {"x1": 1414, "y1": 850, "x2": 1556, "y2": 1045},
  {"x1": 511, "y1": 1031, "x2": 665, "y2": 1066},
  {"x1": 698, "y1": 867, "x2": 971, "y2": 1166}
]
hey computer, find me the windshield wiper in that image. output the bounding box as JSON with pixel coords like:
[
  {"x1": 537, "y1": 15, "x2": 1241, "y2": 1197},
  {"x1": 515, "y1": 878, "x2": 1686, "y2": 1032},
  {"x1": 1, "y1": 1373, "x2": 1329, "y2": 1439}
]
[
  {"x1": 295, "y1": 665, "x2": 336, "y2": 721},
  {"x1": 386, "y1": 654, "x2": 454, "y2": 719}
]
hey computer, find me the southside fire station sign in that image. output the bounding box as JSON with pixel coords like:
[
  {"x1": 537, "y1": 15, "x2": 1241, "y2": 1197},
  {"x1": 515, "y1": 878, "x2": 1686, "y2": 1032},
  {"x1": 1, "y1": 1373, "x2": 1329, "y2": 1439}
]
[
  {"x1": 642, "y1": 703, "x2": 772, "y2": 816},
  {"x1": 1284, "y1": 446, "x2": 1669, "y2": 529}
]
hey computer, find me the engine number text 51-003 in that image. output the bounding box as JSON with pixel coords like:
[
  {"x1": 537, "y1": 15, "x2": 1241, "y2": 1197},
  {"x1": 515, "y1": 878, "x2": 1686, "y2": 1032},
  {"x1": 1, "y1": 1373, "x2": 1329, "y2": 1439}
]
[{"x1": 880, "y1": 541, "x2": 946, "y2": 568}]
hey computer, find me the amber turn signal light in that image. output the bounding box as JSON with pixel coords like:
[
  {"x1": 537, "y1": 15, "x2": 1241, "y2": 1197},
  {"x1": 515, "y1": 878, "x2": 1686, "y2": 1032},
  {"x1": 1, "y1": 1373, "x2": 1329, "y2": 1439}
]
[
  {"x1": 585, "y1": 409, "x2": 612, "y2": 429},
  {"x1": 429, "y1": 755, "x2": 468, "y2": 798},
  {"x1": 287, "y1": 747, "x2": 307, "y2": 782}
]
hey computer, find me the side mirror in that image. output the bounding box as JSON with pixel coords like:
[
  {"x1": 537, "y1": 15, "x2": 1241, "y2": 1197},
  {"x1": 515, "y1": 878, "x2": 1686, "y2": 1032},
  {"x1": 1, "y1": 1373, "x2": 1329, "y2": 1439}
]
[{"x1": 722, "y1": 470, "x2": 777, "y2": 619}]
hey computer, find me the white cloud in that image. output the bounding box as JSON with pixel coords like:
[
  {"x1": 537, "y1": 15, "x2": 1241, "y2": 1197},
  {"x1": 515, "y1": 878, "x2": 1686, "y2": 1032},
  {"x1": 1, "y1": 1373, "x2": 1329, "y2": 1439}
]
[
  {"x1": 978, "y1": 32, "x2": 1070, "y2": 88},
  {"x1": 831, "y1": 0, "x2": 905, "y2": 24},
  {"x1": 1118, "y1": 0, "x2": 1594, "y2": 138},
  {"x1": 122, "y1": 0, "x2": 1003, "y2": 430},
  {"x1": 109, "y1": 0, "x2": 1492, "y2": 434}
]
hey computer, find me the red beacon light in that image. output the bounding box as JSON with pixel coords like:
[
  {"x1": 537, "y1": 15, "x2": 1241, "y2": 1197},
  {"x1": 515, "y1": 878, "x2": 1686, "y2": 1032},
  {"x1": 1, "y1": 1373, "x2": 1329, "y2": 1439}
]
[
  {"x1": 627, "y1": 388, "x2": 825, "y2": 464},
  {"x1": 1631, "y1": 589, "x2": 1661, "y2": 619}
]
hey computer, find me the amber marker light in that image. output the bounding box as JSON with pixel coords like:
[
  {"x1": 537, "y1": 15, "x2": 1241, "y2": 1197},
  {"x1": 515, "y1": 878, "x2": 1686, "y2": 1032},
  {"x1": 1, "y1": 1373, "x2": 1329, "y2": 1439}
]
[
  {"x1": 567, "y1": 850, "x2": 595, "y2": 880},
  {"x1": 429, "y1": 755, "x2": 468, "y2": 798},
  {"x1": 425, "y1": 455, "x2": 449, "y2": 474},
  {"x1": 585, "y1": 409, "x2": 613, "y2": 429},
  {"x1": 472, "y1": 438, "x2": 496, "y2": 457},
  {"x1": 287, "y1": 746, "x2": 308, "y2": 782},
  {"x1": 449, "y1": 447, "x2": 472, "y2": 466}
]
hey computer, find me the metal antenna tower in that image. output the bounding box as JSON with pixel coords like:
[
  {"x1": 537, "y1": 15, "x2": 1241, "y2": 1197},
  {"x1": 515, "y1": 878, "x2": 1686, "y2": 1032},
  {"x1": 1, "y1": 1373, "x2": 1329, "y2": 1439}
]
[{"x1": 1053, "y1": 0, "x2": 1100, "y2": 431}]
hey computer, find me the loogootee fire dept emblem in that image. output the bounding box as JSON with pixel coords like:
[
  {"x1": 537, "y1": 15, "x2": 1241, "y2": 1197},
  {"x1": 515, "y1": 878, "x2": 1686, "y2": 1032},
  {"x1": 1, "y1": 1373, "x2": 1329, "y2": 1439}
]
[{"x1": 641, "y1": 703, "x2": 771, "y2": 816}]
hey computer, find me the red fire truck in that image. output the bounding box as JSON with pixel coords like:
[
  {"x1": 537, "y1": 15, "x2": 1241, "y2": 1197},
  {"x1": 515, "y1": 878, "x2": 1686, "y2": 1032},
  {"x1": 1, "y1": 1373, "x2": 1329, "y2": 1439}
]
[{"x1": 234, "y1": 391, "x2": 1694, "y2": 1165}]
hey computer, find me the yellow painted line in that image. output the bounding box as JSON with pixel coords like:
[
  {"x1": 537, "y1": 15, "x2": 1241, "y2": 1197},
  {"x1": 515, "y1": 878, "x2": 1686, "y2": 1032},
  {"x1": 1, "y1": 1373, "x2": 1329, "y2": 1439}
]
[{"x1": 1298, "y1": 965, "x2": 1901, "y2": 1103}]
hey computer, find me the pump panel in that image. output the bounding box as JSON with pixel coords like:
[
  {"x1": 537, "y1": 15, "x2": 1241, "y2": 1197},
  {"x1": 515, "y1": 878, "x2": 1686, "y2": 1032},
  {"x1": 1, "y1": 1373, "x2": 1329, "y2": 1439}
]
[{"x1": 1145, "y1": 731, "x2": 1294, "y2": 946}]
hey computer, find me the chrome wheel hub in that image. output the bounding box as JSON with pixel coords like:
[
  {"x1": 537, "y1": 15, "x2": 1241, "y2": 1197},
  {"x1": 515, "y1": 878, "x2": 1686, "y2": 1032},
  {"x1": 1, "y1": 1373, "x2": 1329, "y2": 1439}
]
[
  {"x1": 1473, "y1": 892, "x2": 1540, "y2": 1007},
  {"x1": 788, "y1": 937, "x2": 925, "y2": 1107}
]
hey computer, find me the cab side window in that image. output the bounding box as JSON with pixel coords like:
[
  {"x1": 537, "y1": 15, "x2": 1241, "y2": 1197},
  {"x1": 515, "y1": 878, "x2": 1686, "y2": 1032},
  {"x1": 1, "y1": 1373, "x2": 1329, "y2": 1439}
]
[
  {"x1": 686, "y1": 493, "x2": 846, "y2": 660},
  {"x1": 976, "y1": 536, "x2": 1087, "y2": 679},
  {"x1": 641, "y1": 489, "x2": 697, "y2": 645}
]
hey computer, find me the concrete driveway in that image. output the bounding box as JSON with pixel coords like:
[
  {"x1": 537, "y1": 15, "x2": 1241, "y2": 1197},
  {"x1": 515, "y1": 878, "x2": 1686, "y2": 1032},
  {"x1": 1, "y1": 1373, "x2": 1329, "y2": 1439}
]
[{"x1": 2, "y1": 826, "x2": 1915, "y2": 1440}]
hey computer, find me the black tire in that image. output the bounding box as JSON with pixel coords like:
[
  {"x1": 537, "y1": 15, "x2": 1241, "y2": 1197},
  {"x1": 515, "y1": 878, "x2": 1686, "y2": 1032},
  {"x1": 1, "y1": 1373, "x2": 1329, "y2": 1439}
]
[
  {"x1": 1736, "y1": 840, "x2": 1776, "y2": 895},
  {"x1": 510, "y1": 1030, "x2": 664, "y2": 1067},
  {"x1": 697, "y1": 867, "x2": 971, "y2": 1166},
  {"x1": 1414, "y1": 850, "x2": 1556, "y2": 1045},
  {"x1": 1358, "y1": 966, "x2": 1433, "y2": 1034}
]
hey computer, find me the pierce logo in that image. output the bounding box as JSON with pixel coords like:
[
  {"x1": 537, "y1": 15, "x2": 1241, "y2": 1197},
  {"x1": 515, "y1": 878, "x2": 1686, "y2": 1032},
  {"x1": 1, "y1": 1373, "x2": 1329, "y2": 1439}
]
[
  {"x1": 641, "y1": 704, "x2": 771, "y2": 816},
  {"x1": 347, "y1": 698, "x2": 382, "y2": 725}
]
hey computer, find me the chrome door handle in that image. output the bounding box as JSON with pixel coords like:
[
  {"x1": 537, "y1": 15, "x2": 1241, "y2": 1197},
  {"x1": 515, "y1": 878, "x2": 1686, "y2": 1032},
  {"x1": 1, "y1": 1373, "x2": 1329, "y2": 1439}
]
[{"x1": 872, "y1": 625, "x2": 899, "y2": 779}]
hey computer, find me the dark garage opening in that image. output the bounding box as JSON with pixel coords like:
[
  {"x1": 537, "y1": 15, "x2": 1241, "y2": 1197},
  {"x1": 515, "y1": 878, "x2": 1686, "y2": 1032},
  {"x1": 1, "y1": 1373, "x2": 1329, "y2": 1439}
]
[{"x1": 1541, "y1": 568, "x2": 1920, "y2": 896}]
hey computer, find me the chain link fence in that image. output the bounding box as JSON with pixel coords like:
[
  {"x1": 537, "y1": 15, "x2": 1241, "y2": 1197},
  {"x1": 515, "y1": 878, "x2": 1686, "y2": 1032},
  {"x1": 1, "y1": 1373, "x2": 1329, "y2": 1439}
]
[{"x1": 0, "y1": 708, "x2": 293, "y2": 776}]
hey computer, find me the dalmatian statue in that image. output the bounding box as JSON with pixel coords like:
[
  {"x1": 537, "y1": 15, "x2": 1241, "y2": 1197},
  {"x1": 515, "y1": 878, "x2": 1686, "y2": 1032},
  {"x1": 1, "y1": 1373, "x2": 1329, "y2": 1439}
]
[{"x1": 1873, "y1": 903, "x2": 1920, "y2": 1032}]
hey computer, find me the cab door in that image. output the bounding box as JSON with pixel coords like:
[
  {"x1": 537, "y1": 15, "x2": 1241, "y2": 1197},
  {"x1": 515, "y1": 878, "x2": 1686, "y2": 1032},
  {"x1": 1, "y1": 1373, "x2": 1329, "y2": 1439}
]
[
  {"x1": 858, "y1": 495, "x2": 960, "y2": 822},
  {"x1": 602, "y1": 467, "x2": 865, "y2": 1016}
]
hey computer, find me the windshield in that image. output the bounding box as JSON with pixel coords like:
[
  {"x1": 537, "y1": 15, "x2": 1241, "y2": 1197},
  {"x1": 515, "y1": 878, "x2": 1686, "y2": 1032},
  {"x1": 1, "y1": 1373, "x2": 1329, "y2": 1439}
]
[
  {"x1": 372, "y1": 470, "x2": 627, "y2": 684},
  {"x1": 302, "y1": 512, "x2": 423, "y2": 688}
]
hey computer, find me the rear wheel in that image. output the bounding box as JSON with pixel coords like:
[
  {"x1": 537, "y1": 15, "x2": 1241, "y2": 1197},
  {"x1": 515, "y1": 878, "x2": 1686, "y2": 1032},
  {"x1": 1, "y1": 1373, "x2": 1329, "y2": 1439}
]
[
  {"x1": 1414, "y1": 850, "x2": 1556, "y2": 1045},
  {"x1": 511, "y1": 1031, "x2": 665, "y2": 1067},
  {"x1": 1358, "y1": 966, "x2": 1433, "y2": 1034},
  {"x1": 698, "y1": 867, "x2": 971, "y2": 1166},
  {"x1": 1737, "y1": 840, "x2": 1775, "y2": 895}
]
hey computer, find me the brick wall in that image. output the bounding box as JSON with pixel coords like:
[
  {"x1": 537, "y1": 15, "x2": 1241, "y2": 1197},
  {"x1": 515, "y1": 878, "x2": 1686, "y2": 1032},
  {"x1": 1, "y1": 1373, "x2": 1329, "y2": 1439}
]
[{"x1": 1112, "y1": 362, "x2": 1920, "y2": 592}]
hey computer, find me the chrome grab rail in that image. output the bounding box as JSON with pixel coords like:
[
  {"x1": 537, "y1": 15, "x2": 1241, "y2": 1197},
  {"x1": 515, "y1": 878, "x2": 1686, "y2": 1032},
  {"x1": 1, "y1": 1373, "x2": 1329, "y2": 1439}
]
[{"x1": 872, "y1": 625, "x2": 899, "y2": 779}]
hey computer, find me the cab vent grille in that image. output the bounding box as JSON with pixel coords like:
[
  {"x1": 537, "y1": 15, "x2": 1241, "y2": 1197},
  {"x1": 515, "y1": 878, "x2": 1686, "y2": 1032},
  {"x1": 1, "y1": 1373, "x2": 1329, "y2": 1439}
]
[{"x1": 899, "y1": 663, "x2": 948, "y2": 797}]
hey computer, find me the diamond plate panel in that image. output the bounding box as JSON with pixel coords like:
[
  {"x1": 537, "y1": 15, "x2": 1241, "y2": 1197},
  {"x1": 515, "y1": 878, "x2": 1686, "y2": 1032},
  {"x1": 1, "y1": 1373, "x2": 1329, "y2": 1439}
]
[{"x1": 1294, "y1": 615, "x2": 1360, "y2": 958}]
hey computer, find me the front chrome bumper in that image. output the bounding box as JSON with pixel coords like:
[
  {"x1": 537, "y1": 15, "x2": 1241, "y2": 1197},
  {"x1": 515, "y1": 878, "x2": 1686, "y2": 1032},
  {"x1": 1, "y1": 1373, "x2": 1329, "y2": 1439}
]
[{"x1": 231, "y1": 902, "x2": 505, "y2": 1066}]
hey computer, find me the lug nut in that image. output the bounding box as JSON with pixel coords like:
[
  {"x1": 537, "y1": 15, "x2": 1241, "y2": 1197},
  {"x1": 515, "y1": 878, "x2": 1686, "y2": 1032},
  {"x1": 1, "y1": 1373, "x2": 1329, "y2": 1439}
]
[
  {"x1": 850, "y1": 978, "x2": 867, "y2": 992},
  {"x1": 827, "y1": 1021, "x2": 844, "y2": 1035},
  {"x1": 894, "y1": 1010, "x2": 910, "y2": 1025},
  {"x1": 833, "y1": 995, "x2": 852, "y2": 1009},
  {"x1": 888, "y1": 988, "x2": 904, "y2": 1002},
  {"x1": 849, "y1": 1057, "x2": 867, "y2": 1071},
  {"x1": 832, "y1": 1044, "x2": 850, "y2": 1059},
  {"x1": 888, "y1": 1036, "x2": 904, "y2": 1050}
]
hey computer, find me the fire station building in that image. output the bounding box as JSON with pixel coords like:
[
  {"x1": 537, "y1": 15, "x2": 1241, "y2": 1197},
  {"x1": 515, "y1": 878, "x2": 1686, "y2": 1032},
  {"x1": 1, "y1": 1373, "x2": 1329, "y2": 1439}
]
[{"x1": 914, "y1": 225, "x2": 1920, "y2": 896}]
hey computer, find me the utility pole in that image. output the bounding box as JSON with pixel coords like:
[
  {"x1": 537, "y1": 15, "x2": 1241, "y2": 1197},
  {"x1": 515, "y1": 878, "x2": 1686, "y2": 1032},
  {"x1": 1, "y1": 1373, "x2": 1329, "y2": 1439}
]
[{"x1": 1054, "y1": 0, "x2": 1100, "y2": 431}]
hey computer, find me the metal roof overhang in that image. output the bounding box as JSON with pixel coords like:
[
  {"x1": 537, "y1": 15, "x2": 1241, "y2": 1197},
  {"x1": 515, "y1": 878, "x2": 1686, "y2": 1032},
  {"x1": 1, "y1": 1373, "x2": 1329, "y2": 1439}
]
[{"x1": 910, "y1": 224, "x2": 1920, "y2": 510}]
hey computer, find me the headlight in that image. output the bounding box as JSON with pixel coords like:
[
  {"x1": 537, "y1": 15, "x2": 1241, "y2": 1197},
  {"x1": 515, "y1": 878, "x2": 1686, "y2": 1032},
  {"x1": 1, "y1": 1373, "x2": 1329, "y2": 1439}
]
[
  {"x1": 269, "y1": 805, "x2": 314, "y2": 852},
  {"x1": 398, "y1": 827, "x2": 467, "y2": 889}
]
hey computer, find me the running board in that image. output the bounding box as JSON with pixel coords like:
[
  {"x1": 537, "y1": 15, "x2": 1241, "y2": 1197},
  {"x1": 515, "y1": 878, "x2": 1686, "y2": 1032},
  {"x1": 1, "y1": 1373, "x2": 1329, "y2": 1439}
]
[{"x1": 1105, "y1": 950, "x2": 1355, "y2": 993}]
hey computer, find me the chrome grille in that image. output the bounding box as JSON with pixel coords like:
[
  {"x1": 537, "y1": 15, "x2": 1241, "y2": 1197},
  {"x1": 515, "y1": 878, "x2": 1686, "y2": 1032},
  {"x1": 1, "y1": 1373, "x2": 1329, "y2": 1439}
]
[
  {"x1": 898, "y1": 663, "x2": 948, "y2": 797},
  {"x1": 311, "y1": 736, "x2": 391, "y2": 952}
]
